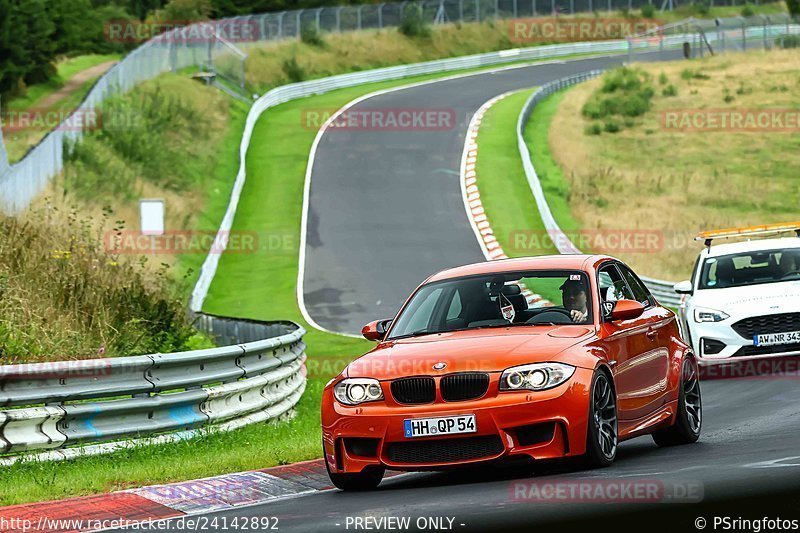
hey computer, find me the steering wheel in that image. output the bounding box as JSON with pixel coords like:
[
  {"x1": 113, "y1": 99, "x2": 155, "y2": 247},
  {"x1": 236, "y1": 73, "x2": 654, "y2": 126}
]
[{"x1": 526, "y1": 308, "x2": 574, "y2": 325}]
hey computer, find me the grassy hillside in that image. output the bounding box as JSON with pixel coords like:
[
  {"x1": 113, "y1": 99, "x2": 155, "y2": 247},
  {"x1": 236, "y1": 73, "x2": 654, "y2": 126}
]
[
  {"x1": 241, "y1": 2, "x2": 787, "y2": 91},
  {"x1": 548, "y1": 48, "x2": 800, "y2": 279}
]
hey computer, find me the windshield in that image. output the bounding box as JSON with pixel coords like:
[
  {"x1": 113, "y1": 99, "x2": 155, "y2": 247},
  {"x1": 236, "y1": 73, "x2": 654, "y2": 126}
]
[
  {"x1": 698, "y1": 248, "x2": 800, "y2": 289},
  {"x1": 387, "y1": 270, "x2": 593, "y2": 340}
]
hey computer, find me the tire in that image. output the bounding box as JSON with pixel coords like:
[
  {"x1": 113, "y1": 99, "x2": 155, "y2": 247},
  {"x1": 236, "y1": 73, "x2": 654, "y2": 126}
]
[
  {"x1": 653, "y1": 356, "x2": 702, "y2": 447},
  {"x1": 325, "y1": 456, "x2": 384, "y2": 491},
  {"x1": 583, "y1": 370, "x2": 618, "y2": 468}
]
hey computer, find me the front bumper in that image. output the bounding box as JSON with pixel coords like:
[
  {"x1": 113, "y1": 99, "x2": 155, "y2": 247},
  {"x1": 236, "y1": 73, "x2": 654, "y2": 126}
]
[
  {"x1": 690, "y1": 320, "x2": 800, "y2": 365},
  {"x1": 322, "y1": 367, "x2": 593, "y2": 474}
]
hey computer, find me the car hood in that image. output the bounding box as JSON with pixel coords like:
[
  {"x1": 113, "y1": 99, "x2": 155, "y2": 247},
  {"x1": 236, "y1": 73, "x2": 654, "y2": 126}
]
[
  {"x1": 346, "y1": 326, "x2": 595, "y2": 380},
  {"x1": 693, "y1": 280, "x2": 800, "y2": 316}
]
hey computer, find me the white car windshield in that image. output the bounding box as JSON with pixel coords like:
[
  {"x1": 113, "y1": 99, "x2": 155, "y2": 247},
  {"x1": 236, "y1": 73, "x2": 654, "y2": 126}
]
[
  {"x1": 387, "y1": 270, "x2": 593, "y2": 340},
  {"x1": 699, "y1": 248, "x2": 800, "y2": 289}
]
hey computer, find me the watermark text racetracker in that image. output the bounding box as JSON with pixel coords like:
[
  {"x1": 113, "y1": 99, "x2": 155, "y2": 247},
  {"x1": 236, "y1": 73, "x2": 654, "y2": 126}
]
[
  {"x1": 662, "y1": 109, "x2": 800, "y2": 133},
  {"x1": 510, "y1": 478, "x2": 704, "y2": 503},
  {"x1": 508, "y1": 18, "x2": 662, "y2": 43},
  {"x1": 104, "y1": 230, "x2": 296, "y2": 255},
  {"x1": 301, "y1": 108, "x2": 457, "y2": 131}
]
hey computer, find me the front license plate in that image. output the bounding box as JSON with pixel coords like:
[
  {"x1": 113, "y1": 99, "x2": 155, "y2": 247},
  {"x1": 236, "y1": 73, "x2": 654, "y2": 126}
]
[
  {"x1": 754, "y1": 331, "x2": 800, "y2": 347},
  {"x1": 403, "y1": 415, "x2": 476, "y2": 438}
]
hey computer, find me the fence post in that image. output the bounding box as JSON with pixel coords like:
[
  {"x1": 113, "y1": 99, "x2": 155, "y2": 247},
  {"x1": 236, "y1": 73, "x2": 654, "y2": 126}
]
[
  {"x1": 494, "y1": 0, "x2": 499, "y2": 18},
  {"x1": 277, "y1": 12, "x2": 284, "y2": 38},
  {"x1": 296, "y1": 9, "x2": 303, "y2": 35},
  {"x1": 378, "y1": 4, "x2": 384, "y2": 27},
  {"x1": 336, "y1": 6, "x2": 342, "y2": 31},
  {"x1": 459, "y1": 0, "x2": 464, "y2": 21},
  {"x1": 476, "y1": 0, "x2": 480, "y2": 21},
  {"x1": 316, "y1": 8, "x2": 322, "y2": 31},
  {"x1": 358, "y1": 5, "x2": 363, "y2": 29}
]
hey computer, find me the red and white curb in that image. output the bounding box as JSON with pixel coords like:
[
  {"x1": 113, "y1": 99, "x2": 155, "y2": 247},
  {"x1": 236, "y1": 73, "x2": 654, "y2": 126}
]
[
  {"x1": 0, "y1": 460, "x2": 345, "y2": 533},
  {"x1": 460, "y1": 92, "x2": 548, "y2": 308}
]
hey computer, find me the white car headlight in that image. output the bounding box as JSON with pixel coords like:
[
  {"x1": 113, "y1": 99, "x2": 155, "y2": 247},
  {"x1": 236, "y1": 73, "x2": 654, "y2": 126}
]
[
  {"x1": 500, "y1": 363, "x2": 575, "y2": 391},
  {"x1": 334, "y1": 378, "x2": 384, "y2": 405},
  {"x1": 694, "y1": 307, "x2": 730, "y2": 323}
]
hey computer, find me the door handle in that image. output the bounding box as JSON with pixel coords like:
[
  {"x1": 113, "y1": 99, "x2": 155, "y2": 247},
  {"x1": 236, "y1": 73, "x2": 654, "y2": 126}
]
[{"x1": 646, "y1": 329, "x2": 657, "y2": 340}]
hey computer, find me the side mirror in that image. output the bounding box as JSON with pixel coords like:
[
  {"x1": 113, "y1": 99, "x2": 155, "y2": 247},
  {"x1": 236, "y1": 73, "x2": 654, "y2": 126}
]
[
  {"x1": 362, "y1": 319, "x2": 392, "y2": 341},
  {"x1": 608, "y1": 299, "x2": 645, "y2": 321},
  {"x1": 673, "y1": 280, "x2": 693, "y2": 295}
]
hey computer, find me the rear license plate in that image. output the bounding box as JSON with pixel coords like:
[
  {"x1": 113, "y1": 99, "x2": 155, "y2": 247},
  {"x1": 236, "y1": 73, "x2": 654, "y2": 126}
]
[
  {"x1": 403, "y1": 415, "x2": 476, "y2": 438},
  {"x1": 754, "y1": 331, "x2": 800, "y2": 347}
]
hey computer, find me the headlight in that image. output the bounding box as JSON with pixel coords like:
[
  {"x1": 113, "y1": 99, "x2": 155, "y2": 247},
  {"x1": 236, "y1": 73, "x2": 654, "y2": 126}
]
[
  {"x1": 500, "y1": 363, "x2": 575, "y2": 391},
  {"x1": 333, "y1": 378, "x2": 384, "y2": 405},
  {"x1": 694, "y1": 307, "x2": 730, "y2": 323}
]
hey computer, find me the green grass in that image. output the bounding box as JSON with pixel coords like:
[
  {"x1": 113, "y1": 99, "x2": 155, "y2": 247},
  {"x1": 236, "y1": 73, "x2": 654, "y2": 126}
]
[{"x1": 523, "y1": 90, "x2": 582, "y2": 236}]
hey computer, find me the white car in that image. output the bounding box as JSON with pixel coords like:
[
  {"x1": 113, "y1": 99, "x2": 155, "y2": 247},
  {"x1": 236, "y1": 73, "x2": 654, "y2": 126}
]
[{"x1": 674, "y1": 224, "x2": 800, "y2": 365}]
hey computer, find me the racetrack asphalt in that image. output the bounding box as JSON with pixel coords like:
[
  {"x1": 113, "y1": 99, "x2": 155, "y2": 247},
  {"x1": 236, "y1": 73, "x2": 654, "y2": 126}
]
[
  {"x1": 109, "y1": 376, "x2": 800, "y2": 532},
  {"x1": 300, "y1": 51, "x2": 681, "y2": 335}
]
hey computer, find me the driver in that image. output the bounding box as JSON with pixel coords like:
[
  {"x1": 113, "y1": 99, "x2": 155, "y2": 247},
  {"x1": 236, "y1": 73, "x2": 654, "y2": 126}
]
[
  {"x1": 778, "y1": 250, "x2": 799, "y2": 278},
  {"x1": 560, "y1": 279, "x2": 588, "y2": 323}
]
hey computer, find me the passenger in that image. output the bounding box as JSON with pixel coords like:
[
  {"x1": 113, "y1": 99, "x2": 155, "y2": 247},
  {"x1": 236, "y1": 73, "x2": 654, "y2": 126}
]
[{"x1": 560, "y1": 279, "x2": 588, "y2": 323}]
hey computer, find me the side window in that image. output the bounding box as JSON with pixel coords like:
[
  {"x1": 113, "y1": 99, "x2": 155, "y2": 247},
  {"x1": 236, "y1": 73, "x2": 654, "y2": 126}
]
[
  {"x1": 446, "y1": 289, "x2": 462, "y2": 320},
  {"x1": 597, "y1": 264, "x2": 634, "y2": 303},
  {"x1": 619, "y1": 265, "x2": 652, "y2": 306}
]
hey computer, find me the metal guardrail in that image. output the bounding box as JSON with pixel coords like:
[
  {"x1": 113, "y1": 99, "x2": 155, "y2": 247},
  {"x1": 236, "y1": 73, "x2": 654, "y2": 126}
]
[
  {"x1": 515, "y1": 71, "x2": 684, "y2": 306},
  {"x1": 0, "y1": 322, "x2": 306, "y2": 461}
]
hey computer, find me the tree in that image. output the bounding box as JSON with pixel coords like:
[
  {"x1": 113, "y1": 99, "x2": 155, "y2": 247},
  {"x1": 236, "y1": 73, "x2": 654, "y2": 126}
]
[
  {"x1": 15, "y1": 0, "x2": 57, "y2": 85},
  {"x1": 0, "y1": 0, "x2": 31, "y2": 97},
  {"x1": 787, "y1": 0, "x2": 799, "y2": 17}
]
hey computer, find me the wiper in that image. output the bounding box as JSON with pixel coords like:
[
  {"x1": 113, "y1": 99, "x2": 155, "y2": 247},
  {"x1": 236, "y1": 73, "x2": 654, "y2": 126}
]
[{"x1": 388, "y1": 329, "x2": 434, "y2": 340}]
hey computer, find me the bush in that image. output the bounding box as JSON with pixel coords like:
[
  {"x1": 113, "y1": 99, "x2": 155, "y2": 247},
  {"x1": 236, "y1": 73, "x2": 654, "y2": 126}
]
[
  {"x1": 584, "y1": 123, "x2": 602, "y2": 135},
  {"x1": 0, "y1": 211, "x2": 208, "y2": 363},
  {"x1": 776, "y1": 34, "x2": 800, "y2": 48},
  {"x1": 662, "y1": 84, "x2": 678, "y2": 96},
  {"x1": 604, "y1": 119, "x2": 621, "y2": 133},
  {"x1": 741, "y1": 4, "x2": 755, "y2": 16},
  {"x1": 659, "y1": 71, "x2": 668, "y2": 85},
  {"x1": 583, "y1": 67, "x2": 654, "y2": 122},
  {"x1": 641, "y1": 4, "x2": 656, "y2": 18},
  {"x1": 300, "y1": 23, "x2": 325, "y2": 47},
  {"x1": 399, "y1": 5, "x2": 431, "y2": 38},
  {"x1": 692, "y1": 0, "x2": 709, "y2": 15},
  {"x1": 282, "y1": 57, "x2": 306, "y2": 83},
  {"x1": 681, "y1": 68, "x2": 710, "y2": 80}
]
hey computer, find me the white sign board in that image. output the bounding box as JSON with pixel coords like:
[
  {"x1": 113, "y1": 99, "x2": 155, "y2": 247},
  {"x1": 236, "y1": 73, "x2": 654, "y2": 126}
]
[{"x1": 140, "y1": 199, "x2": 165, "y2": 236}]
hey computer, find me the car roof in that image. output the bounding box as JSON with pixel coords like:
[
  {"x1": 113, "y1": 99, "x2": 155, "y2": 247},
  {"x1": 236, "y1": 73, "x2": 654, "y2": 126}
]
[
  {"x1": 425, "y1": 254, "x2": 615, "y2": 283},
  {"x1": 701, "y1": 237, "x2": 800, "y2": 259}
]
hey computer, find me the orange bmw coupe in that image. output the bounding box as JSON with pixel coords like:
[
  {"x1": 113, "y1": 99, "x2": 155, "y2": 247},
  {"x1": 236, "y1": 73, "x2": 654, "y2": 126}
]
[{"x1": 321, "y1": 255, "x2": 702, "y2": 490}]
